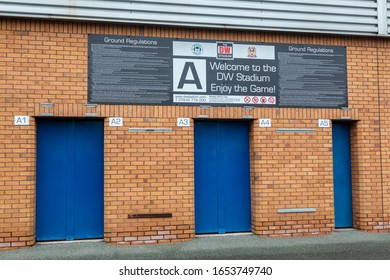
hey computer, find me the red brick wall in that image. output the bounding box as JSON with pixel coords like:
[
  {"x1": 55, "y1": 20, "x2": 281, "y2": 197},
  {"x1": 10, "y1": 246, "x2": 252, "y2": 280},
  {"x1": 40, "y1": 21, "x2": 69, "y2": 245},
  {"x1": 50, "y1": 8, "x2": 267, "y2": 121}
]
[
  {"x1": 1, "y1": 18, "x2": 389, "y2": 250},
  {"x1": 378, "y1": 47, "x2": 390, "y2": 231},
  {"x1": 348, "y1": 47, "x2": 383, "y2": 231}
]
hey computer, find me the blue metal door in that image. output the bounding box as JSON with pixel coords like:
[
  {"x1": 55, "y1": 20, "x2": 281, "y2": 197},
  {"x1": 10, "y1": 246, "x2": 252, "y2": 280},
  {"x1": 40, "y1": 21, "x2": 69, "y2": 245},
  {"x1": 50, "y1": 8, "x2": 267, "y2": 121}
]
[
  {"x1": 195, "y1": 121, "x2": 251, "y2": 234},
  {"x1": 332, "y1": 122, "x2": 353, "y2": 228},
  {"x1": 36, "y1": 119, "x2": 104, "y2": 241}
]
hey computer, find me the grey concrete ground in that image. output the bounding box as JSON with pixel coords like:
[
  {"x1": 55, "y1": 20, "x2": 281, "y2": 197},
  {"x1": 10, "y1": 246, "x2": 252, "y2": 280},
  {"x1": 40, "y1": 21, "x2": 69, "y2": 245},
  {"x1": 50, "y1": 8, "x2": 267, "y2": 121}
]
[{"x1": 1, "y1": 230, "x2": 390, "y2": 260}]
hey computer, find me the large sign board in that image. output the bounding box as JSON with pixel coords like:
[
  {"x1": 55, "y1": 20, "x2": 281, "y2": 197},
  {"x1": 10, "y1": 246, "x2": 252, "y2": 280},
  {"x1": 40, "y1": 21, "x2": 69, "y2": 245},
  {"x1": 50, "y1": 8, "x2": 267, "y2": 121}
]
[{"x1": 88, "y1": 35, "x2": 347, "y2": 108}]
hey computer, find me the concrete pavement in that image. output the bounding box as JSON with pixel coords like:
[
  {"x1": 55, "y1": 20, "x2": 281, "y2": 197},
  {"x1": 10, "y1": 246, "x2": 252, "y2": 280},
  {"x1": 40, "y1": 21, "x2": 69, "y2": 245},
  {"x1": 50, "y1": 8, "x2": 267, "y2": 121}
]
[{"x1": 1, "y1": 230, "x2": 390, "y2": 260}]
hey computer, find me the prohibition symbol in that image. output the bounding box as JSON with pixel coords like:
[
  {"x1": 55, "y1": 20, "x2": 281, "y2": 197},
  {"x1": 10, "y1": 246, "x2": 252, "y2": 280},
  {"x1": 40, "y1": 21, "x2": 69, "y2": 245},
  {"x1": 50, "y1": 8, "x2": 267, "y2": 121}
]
[
  {"x1": 252, "y1": 96, "x2": 259, "y2": 104},
  {"x1": 260, "y1": 97, "x2": 267, "y2": 104},
  {"x1": 268, "y1": 97, "x2": 275, "y2": 104},
  {"x1": 244, "y1": 96, "x2": 251, "y2": 103}
]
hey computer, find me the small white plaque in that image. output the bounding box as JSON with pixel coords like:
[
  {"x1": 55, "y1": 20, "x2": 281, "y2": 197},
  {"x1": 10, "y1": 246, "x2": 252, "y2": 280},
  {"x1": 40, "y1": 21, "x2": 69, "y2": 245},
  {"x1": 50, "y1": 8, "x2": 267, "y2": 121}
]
[
  {"x1": 318, "y1": 119, "x2": 331, "y2": 128},
  {"x1": 177, "y1": 118, "x2": 191, "y2": 127},
  {"x1": 109, "y1": 117, "x2": 123, "y2": 127},
  {"x1": 14, "y1": 116, "x2": 30, "y2": 126},
  {"x1": 259, "y1": 119, "x2": 271, "y2": 128}
]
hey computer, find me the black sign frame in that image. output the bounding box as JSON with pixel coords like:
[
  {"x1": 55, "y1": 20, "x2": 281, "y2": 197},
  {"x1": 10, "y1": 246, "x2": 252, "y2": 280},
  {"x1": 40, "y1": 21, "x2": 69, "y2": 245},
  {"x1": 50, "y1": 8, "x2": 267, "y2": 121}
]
[{"x1": 88, "y1": 34, "x2": 347, "y2": 108}]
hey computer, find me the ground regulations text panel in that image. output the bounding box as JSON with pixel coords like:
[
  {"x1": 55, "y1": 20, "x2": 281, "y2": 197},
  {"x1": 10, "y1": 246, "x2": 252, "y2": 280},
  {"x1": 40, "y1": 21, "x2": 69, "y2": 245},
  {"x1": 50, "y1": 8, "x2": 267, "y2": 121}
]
[{"x1": 88, "y1": 35, "x2": 347, "y2": 108}]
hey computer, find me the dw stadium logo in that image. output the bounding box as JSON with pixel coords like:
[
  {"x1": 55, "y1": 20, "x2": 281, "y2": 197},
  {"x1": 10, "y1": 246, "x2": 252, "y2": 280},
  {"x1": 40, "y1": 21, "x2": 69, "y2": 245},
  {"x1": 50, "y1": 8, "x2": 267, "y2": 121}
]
[{"x1": 217, "y1": 42, "x2": 233, "y2": 59}]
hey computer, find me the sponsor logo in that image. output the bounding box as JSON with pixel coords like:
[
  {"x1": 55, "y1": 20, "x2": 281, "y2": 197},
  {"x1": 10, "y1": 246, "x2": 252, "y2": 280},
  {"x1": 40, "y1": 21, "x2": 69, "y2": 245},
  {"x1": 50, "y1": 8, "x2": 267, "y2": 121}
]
[
  {"x1": 217, "y1": 42, "x2": 233, "y2": 59},
  {"x1": 191, "y1": 44, "x2": 203, "y2": 55},
  {"x1": 247, "y1": 47, "x2": 257, "y2": 58}
]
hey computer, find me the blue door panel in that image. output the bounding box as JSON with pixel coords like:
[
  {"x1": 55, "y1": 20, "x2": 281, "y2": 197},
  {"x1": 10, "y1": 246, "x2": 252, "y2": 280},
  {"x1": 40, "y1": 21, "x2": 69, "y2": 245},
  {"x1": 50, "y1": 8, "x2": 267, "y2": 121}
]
[
  {"x1": 332, "y1": 122, "x2": 353, "y2": 228},
  {"x1": 66, "y1": 121, "x2": 76, "y2": 240},
  {"x1": 195, "y1": 121, "x2": 251, "y2": 234},
  {"x1": 36, "y1": 119, "x2": 104, "y2": 241},
  {"x1": 194, "y1": 122, "x2": 219, "y2": 234},
  {"x1": 220, "y1": 122, "x2": 251, "y2": 233},
  {"x1": 36, "y1": 119, "x2": 68, "y2": 241},
  {"x1": 74, "y1": 121, "x2": 104, "y2": 239}
]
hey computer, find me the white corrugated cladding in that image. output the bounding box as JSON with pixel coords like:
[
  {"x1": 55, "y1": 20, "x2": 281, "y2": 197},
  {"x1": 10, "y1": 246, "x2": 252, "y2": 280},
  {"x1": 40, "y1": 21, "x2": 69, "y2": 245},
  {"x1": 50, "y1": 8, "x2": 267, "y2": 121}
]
[{"x1": 0, "y1": 0, "x2": 388, "y2": 36}]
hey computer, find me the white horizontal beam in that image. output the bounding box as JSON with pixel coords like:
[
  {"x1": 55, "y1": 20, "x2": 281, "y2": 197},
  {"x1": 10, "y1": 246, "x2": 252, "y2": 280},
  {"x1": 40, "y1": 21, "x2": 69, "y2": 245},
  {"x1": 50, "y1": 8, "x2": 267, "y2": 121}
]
[{"x1": 0, "y1": 0, "x2": 384, "y2": 36}]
